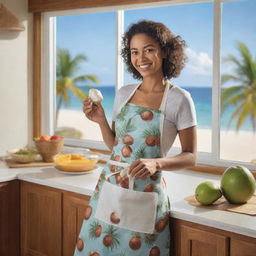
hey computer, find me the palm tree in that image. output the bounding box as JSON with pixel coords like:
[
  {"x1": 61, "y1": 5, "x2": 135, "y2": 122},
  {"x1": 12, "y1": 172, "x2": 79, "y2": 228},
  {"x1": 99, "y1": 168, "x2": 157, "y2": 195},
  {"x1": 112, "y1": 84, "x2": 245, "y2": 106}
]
[
  {"x1": 221, "y1": 42, "x2": 256, "y2": 132},
  {"x1": 56, "y1": 48, "x2": 99, "y2": 123}
]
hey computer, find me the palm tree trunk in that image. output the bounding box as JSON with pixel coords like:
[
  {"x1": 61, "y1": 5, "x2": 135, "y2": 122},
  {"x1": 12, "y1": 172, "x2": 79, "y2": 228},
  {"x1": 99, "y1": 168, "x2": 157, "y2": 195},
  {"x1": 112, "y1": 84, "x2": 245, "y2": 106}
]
[{"x1": 55, "y1": 96, "x2": 63, "y2": 129}]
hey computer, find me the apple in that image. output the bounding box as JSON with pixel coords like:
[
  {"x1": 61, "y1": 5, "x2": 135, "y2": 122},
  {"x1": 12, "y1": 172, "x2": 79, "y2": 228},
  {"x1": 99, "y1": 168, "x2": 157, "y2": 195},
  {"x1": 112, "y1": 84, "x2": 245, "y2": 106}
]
[
  {"x1": 39, "y1": 135, "x2": 51, "y2": 141},
  {"x1": 50, "y1": 135, "x2": 61, "y2": 141},
  {"x1": 221, "y1": 166, "x2": 256, "y2": 204}
]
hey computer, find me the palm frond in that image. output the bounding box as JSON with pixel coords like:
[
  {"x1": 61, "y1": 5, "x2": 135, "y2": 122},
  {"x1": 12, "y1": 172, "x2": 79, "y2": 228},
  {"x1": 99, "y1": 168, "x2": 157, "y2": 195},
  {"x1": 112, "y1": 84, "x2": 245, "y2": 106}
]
[
  {"x1": 69, "y1": 84, "x2": 88, "y2": 100},
  {"x1": 69, "y1": 54, "x2": 87, "y2": 75},
  {"x1": 221, "y1": 74, "x2": 242, "y2": 85},
  {"x1": 73, "y1": 74, "x2": 99, "y2": 84},
  {"x1": 237, "y1": 42, "x2": 255, "y2": 83}
]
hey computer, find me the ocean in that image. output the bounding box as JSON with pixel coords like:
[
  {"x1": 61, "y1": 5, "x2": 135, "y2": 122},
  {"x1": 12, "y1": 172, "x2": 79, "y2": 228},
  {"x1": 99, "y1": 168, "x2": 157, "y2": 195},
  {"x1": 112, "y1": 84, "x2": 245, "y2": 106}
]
[{"x1": 59, "y1": 85, "x2": 254, "y2": 132}]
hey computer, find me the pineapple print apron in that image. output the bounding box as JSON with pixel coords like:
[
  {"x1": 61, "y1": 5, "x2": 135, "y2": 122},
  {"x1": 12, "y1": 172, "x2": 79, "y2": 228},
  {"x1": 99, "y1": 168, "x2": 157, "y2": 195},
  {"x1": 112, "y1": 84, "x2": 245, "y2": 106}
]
[{"x1": 74, "y1": 84, "x2": 171, "y2": 256}]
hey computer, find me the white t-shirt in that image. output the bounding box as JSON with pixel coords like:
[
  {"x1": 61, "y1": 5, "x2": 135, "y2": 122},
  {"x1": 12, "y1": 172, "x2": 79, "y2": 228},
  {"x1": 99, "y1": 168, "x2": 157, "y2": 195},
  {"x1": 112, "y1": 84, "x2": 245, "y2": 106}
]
[{"x1": 112, "y1": 83, "x2": 197, "y2": 157}]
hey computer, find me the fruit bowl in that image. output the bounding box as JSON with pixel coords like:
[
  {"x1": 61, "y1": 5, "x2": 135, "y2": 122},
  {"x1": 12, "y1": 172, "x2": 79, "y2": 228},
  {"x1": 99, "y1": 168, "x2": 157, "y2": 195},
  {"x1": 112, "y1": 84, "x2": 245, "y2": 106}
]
[
  {"x1": 54, "y1": 154, "x2": 99, "y2": 172},
  {"x1": 34, "y1": 136, "x2": 64, "y2": 162},
  {"x1": 7, "y1": 148, "x2": 38, "y2": 163}
]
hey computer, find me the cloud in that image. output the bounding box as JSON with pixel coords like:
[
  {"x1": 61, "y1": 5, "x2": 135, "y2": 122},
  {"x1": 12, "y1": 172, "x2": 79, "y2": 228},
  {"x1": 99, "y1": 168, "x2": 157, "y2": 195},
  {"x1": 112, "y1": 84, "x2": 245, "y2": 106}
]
[{"x1": 185, "y1": 48, "x2": 212, "y2": 75}]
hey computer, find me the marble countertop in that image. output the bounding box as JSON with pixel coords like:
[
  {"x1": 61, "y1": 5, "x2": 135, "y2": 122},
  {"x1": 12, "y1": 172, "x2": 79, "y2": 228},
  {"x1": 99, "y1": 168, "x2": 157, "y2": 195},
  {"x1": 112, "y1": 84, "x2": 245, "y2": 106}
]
[{"x1": 0, "y1": 161, "x2": 255, "y2": 238}]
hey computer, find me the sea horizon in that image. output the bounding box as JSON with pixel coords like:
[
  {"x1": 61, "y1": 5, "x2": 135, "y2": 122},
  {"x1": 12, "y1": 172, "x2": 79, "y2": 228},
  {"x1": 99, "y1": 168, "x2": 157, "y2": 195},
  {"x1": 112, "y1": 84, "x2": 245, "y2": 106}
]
[{"x1": 58, "y1": 85, "x2": 255, "y2": 132}]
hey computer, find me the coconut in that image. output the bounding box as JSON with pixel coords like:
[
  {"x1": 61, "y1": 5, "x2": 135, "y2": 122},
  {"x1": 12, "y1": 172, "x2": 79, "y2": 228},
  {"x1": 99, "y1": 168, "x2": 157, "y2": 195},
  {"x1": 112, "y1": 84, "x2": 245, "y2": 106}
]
[
  {"x1": 110, "y1": 212, "x2": 120, "y2": 224},
  {"x1": 103, "y1": 235, "x2": 113, "y2": 247},
  {"x1": 140, "y1": 110, "x2": 153, "y2": 121},
  {"x1": 95, "y1": 225, "x2": 102, "y2": 237},
  {"x1": 121, "y1": 145, "x2": 132, "y2": 157},
  {"x1": 84, "y1": 205, "x2": 92, "y2": 220},
  {"x1": 122, "y1": 134, "x2": 134, "y2": 145},
  {"x1": 89, "y1": 88, "x2": 103, "y2": 103},
  {"x1": 129, "y1": 236, "x2": 141, "y2": 250},
  {"x1": 76, "y1": 238, "x2": 84, "y2": 251},
  {"x1": 144, "y1": 183, "x2": 155, "y2": 192},
  {"x1": 149, "y1": 246, "x2": 160, "y2": 256}
]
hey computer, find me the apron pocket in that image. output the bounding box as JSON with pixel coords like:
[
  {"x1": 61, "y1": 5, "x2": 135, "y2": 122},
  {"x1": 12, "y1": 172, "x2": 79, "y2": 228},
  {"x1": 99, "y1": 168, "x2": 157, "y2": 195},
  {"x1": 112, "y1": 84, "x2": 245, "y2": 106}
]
[{"x1": 95, "y1": 181, "x2": 158, "y2": 234}]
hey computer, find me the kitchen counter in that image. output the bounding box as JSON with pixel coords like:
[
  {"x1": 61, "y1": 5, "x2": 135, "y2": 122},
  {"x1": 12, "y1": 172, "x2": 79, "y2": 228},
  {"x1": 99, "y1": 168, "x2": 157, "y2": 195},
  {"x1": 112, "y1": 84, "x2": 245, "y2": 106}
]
[{"x1": 0, "y1": 161, "x2": 255, "y2": 238}]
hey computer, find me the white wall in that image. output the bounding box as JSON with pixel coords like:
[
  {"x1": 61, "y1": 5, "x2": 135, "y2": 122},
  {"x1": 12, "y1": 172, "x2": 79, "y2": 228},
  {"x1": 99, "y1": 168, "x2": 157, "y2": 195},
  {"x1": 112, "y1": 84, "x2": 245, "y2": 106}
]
[{"x1": 0, "y1": 0, "x2": 33, "y2": 153}]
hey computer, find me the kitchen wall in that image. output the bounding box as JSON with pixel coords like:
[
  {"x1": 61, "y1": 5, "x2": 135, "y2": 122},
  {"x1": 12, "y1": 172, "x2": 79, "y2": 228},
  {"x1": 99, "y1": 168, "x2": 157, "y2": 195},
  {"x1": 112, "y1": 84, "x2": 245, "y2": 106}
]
[{"x1": 0, "y1": 0, "x2": 32, "y2": 153}]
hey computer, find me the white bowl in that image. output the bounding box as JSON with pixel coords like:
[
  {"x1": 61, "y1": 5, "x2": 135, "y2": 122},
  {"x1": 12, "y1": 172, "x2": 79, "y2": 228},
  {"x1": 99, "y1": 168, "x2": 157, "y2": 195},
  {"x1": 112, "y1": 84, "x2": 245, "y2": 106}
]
[{"x1": 7, "y1": 149, "x2": 38, "y2": 163}]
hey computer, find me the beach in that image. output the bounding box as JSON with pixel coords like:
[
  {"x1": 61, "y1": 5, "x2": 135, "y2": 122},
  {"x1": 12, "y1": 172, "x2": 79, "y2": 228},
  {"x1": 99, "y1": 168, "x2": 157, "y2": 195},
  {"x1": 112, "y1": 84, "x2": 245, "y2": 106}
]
[{"x1": 58, "y1": 109, "x2": 256, "y2": 163}]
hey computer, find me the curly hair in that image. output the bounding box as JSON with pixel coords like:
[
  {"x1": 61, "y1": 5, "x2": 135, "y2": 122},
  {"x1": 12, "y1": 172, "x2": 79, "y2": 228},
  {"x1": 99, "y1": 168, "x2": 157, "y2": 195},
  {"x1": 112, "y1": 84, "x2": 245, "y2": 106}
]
[{"x1": 121, "y1": 20, "x2": 187, "y2": 80}]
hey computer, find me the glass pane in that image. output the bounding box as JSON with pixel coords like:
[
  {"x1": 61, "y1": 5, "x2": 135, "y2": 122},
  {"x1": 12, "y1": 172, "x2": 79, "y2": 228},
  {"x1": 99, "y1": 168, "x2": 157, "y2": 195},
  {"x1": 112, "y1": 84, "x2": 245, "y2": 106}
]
[
  {"x1": 220, "y1": 0, "x2": 256, "y2": 163},
  {"x1": 124, "y1": 2, "x2": 213, "y2": 153},
  {"x1": 55, "y1": 12, "x2": 116, "y2": 141}
]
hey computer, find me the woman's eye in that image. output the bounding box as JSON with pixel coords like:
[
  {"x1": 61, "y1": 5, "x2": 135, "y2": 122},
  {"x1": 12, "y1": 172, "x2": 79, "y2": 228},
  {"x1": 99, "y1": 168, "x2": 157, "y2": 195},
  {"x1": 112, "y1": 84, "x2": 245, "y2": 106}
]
[
  {"x1": 131, "y1": 51, "x2": 138, "y2": 55},
  {"x1": 145, "y1": 48, "x2": 154, "y2": 53}
]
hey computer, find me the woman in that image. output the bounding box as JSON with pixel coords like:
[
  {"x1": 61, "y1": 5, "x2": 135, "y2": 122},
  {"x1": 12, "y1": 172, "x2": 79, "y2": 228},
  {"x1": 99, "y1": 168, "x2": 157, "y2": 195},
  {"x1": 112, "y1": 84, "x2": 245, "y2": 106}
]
[{"x1": 75, "y1": 20, "x2": 197, "y2": 256}]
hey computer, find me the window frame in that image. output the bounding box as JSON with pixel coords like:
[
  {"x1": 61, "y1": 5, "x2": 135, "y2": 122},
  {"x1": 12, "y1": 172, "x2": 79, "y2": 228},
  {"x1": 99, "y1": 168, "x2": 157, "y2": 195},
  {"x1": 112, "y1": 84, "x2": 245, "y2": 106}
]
[{"x1": 41, "y1": 0, "x2": 256, "y2": 170}]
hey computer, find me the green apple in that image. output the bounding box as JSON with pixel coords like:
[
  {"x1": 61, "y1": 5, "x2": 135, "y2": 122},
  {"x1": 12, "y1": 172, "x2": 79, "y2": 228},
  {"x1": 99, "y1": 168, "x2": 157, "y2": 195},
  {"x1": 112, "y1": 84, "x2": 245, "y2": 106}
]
[
  {"x1": 221, "y1": 166, "x2": 256, "y2": 204},
  {"x1": 195, "y1": 181, "x2": 222, "y2": 205}
]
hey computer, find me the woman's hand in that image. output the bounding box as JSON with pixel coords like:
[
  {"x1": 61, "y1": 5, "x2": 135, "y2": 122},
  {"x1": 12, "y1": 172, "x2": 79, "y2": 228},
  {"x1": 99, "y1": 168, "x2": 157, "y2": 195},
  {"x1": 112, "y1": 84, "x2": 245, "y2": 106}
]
[
  {"x1": 128, "y1": 158, "x2": 160, "y2": 179},
  {"x1": 83, "y1": 97, "x2": 106, "y2": 124}
]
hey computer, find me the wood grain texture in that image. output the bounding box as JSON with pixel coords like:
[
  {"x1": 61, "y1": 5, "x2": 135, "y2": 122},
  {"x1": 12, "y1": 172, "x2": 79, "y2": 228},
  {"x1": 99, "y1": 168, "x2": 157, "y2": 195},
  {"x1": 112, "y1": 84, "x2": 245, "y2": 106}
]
[
  {"x1": 170, "y1": 218, "x2": 256, "y2": 249},
  {"x1": 28, "y1": 0, "x2": 166, "y2": 12},
  {"x1": 5, "y1": 159, "x2": 54, "y2": 168},
  {"x1": 33, "y1": 12, "x2": 41, "y2": 138},
  {"x1": 0, "y1": 180, "x2": 20, "y2": 256},
  {"x1": 180, "y1": 225, "x2": 229, "y2": 256},
  {"x1": 230, "y1": 238, "x2": 256, "y2": 256},
  {"x1": 21, "y1": 181, "x2": 62, "y2": 256},
  {"x1": 62, "y1": 191, "x2": 90, "y2": 256}
]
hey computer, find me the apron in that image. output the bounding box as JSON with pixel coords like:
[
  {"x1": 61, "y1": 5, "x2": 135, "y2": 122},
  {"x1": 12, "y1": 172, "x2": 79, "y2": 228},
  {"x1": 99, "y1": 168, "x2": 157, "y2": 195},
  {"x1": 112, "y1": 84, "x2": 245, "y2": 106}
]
[{"x1": 74, "y1": 83, "x2": 171, "y2": 256}]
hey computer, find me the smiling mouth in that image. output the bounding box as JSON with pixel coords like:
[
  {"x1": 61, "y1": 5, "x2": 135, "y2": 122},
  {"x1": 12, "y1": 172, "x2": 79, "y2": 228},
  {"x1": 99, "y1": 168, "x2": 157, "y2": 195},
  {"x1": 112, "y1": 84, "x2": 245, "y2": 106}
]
[{"x1": 138, "y1": 63, "x2": 152, "y2": 69}]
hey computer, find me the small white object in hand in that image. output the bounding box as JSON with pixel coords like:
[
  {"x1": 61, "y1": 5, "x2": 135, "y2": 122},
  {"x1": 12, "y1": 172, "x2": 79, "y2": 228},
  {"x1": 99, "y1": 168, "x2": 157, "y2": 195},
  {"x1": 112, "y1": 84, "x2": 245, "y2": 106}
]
[{"x1": 89, "y1": 88, "x2": 103, "y2": 103}]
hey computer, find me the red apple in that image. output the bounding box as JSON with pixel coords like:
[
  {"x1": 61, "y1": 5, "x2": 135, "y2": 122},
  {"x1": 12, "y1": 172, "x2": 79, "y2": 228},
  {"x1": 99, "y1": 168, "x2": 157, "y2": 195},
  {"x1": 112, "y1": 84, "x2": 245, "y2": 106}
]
[{"x1": 50, "y1": 135, "x2": 61, "y2": 141}]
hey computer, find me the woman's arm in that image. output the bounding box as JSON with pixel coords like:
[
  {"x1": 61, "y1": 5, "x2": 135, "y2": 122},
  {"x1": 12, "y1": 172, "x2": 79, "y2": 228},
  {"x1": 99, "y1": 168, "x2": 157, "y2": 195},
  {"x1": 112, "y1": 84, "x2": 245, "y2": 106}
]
[
  {"x1": 129, "y1": 126, "x2": 197, "y2": 178},
  {"x1": 157, "y1": 125, "x2": 197, "y2": 170},
  {"x1": 98, "y1": 121, "x2": 116, "y2": 150}
]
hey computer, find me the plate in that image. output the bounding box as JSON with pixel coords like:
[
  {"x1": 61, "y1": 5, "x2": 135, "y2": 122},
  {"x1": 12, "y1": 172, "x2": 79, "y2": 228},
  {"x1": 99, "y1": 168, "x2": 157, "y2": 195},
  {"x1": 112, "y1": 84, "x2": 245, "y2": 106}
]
[{"x1": 54, "y1": 166, "x2": 98, "y2": 175}]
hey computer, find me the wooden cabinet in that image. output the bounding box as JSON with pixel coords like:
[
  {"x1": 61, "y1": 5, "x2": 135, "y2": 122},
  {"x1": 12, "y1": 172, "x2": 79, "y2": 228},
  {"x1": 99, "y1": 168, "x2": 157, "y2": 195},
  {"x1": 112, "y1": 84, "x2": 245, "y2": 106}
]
[
  {"x1": 0, "y1": 180, "x2": 20, "y2": 256},
  {"x1": 21, "y1": 182, "x2": 62, "y2": 256},
  {"x1": 230, "y1": 238, "x2": 256, "y2": 256},
  {"x1": 170, "y1": 218, "x2": 256, "y2": 256},
  {"x1": 63, "y1": 191, "x2": 90, "y2": 256},
  {"x1": 20, "y1": 181, "x2": 90, "y2": 256},
  {"x1": 180, "y1": 225, "x2": 229, "y2": 256}
]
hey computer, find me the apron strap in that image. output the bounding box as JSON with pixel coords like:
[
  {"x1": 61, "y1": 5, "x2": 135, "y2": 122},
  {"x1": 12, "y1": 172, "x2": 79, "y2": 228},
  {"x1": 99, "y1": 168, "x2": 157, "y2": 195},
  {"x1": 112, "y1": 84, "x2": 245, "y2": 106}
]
[
  {"x1": 106, "y1": 160, "x2": 135, "y2": 190},
  {"x1": 159, "y1": 81, "x2": 170, "y2": 156}
]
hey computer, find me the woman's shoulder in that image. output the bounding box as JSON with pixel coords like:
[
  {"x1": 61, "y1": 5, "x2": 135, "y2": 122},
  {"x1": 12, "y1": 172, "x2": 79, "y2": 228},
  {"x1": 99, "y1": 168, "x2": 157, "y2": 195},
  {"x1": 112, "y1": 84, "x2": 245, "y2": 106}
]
[
  {"x1": 168, "y1": 85, "x2": 192, "y2": 99},
  {"x1": 117, "y1": 83, "x2": 140, "y2": 95}
]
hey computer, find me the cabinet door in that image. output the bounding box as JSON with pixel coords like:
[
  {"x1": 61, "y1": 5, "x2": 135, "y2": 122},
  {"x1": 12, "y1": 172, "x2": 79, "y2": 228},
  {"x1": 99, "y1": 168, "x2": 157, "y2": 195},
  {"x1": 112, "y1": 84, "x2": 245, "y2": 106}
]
[
  {"x1": 0, "y1": 180, "x2": 20, "y2": 256},
  {"x1": 21, "y1": 182, "x2": 62, "y2": 256},
  {"x1": 63, "y1": 192, "x2": 90, "y2": 256},
  {"x1": 231, "y1": 238, "x2": 256, "y2": 256},
  {"x1": 181, "y1": 225, "x2": 229, "y2": 256}
]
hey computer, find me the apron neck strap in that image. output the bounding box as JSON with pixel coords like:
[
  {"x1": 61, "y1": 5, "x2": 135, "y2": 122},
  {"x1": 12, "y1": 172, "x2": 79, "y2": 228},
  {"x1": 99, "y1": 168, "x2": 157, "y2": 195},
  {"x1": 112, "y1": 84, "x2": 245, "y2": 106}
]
[{"x1": 159, "y1": 81, "x2": 170, "y2": 112}]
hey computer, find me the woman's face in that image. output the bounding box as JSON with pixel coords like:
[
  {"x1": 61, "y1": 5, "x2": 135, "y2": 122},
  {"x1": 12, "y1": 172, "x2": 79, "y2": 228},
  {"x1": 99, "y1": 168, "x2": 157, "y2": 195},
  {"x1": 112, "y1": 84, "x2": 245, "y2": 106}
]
[{"x1": 130, "y1": 33, "x2": 165, "y2": 79}]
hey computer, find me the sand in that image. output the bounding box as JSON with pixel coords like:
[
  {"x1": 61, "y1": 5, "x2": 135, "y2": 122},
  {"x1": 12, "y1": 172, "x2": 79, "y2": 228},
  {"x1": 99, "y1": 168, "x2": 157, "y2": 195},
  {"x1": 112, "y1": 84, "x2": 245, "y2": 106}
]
[{"x1": 58, "y1": 109, "x2": 256, "y2": 163}]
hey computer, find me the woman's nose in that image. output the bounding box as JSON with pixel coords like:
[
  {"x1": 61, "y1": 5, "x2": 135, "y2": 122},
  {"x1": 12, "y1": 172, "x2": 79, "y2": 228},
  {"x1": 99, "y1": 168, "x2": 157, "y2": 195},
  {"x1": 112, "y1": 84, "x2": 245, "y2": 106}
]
[{"x1": 137, "y1": 51, "x2": 147, "y2": 61}]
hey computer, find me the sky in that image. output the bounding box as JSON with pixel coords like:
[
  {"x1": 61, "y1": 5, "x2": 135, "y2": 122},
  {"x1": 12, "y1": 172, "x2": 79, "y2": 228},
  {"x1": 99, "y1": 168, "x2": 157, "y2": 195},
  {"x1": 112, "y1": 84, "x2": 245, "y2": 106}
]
[{"x1": 56, "y1": 0, "x2": 256, "y2": 87}]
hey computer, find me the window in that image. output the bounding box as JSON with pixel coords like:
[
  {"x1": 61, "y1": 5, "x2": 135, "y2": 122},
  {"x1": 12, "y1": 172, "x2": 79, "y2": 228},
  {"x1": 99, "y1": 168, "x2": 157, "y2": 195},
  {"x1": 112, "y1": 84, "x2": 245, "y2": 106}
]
[
  {"x1": 55, "y1": 12, "x2": 116, "y2": 142},
  {"x1": 42, "y1": 0, "x2": 256, "y2": 169},
  {"x1": 220, "y1": 0, "x2": 256, "y2": 163},
  {"x1": 124, "y1": 2, "x2": 213, "y2": 154}
]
